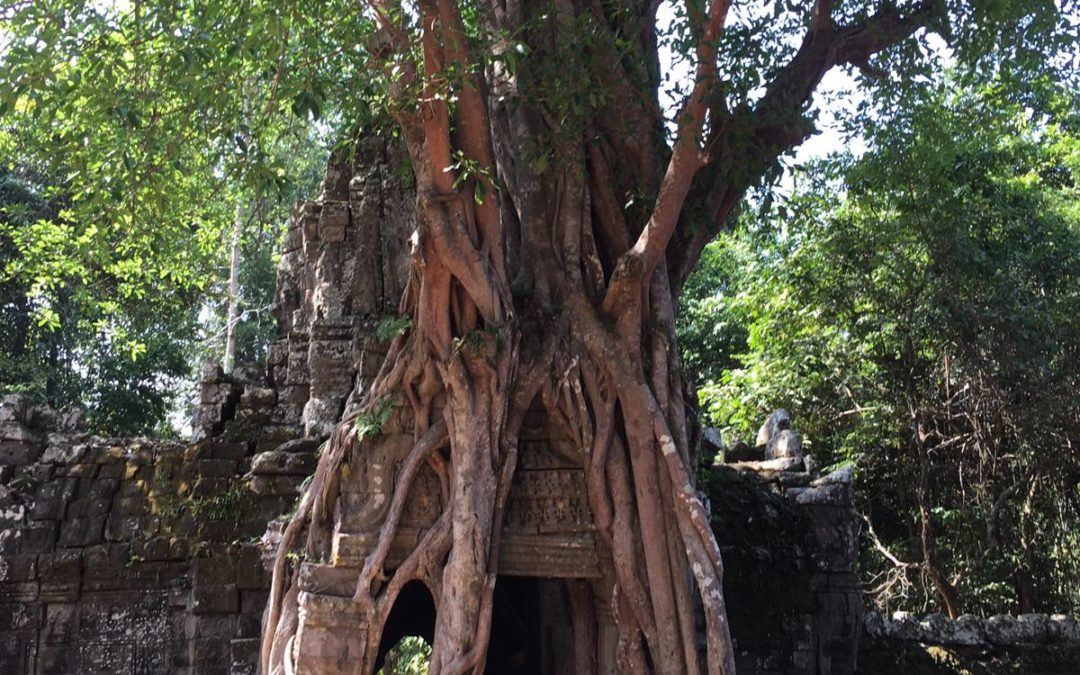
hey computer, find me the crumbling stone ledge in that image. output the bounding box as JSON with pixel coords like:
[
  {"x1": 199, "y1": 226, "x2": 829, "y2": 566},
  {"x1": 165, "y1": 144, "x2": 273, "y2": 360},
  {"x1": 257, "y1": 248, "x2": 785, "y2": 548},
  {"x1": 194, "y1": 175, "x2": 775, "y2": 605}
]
[{"x1": 865, "y1": 610, "x2": 1080, "y2": 647}]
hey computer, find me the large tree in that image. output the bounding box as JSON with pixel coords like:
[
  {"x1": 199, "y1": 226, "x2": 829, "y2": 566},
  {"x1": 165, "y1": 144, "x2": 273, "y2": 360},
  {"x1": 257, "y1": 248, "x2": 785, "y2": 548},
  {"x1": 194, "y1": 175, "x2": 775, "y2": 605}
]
[{"x1": 1, "y1": 0, "x2": 1072, "y2": 673}]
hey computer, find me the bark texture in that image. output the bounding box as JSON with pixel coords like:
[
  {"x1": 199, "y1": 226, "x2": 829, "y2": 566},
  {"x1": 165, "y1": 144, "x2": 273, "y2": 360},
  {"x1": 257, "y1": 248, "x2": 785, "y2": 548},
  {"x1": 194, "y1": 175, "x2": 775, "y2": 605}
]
[{"x1": 262, "y1": 1, "x2": 941, "y2": 673}]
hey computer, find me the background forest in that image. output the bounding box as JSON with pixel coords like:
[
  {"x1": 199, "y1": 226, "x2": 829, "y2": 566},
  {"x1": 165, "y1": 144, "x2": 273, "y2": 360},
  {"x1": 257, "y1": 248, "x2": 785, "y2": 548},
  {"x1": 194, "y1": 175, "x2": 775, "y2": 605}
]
[
  {"x1": 1, "y1": 0, "x2": 1078, "y2": 630},
  {"x1": 680, "y1": 78, "x2": 1080, "y2": 617}
]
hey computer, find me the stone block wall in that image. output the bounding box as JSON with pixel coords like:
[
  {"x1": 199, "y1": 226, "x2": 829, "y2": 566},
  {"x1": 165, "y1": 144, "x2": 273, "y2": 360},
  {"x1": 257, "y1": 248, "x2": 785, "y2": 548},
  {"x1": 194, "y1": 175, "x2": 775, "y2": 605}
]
[
  {"x1": 193, "y1": 133, "x2": 415, "y2": 445},
  {"x1": 705, "y1": 411, "x2": 862, "y2": 675},
  {"x1": 191, "y1": 135, "x2": 415, "y2": 443},
  {"x1": 865, "y1": 609, "x2": 1080, "y2": 646},
  {"x1": 859, "y1": 613, "x2": 1080, "y2": 675},
  {"x1": 0, "y1": 395, "x2": 311, "y2": 674},
  {"x1": 707, "y1": 460, "x2": 863, "y2": 675}
]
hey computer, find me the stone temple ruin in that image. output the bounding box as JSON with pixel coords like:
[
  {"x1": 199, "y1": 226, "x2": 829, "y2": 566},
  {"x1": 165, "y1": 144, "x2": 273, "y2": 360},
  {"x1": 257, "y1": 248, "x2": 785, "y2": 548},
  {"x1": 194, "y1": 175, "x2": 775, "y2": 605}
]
[
  {"x1": 290, "y1": 401, "x2": 625, "y2": 674},
  {"x1": 0, "y1": 136, "x2": 870, "y2": 674}
]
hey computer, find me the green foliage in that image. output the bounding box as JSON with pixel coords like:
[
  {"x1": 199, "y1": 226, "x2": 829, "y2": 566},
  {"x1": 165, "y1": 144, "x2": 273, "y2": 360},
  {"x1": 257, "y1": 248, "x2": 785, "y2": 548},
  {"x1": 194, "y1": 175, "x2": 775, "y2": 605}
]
[
  {"x1": 0, "y1": 167, "x2": 195, "y2": 434},
  {"x1": 186, "y1": 485, "x2": 251, "y2": 523},
  {"x1": 0, "y1": 2, "x2": 344, "y2": 430},
  {"x1": 682, "y1": 76, "x2": 1080, "y2": 614},
  {"x1": 452, "y1": 329, "x2": 492, "y2": 355},
  {"x1": 353, "y1": 397, "x2": 397, "y2": 441},
  {"x1": 447, "y1": 150, "x2": 499, "y2": 205},
  {"x1": 677, "y1": 236, "x2": 749, "y2": 391},
  {"x1": 376, "y1": 315, "x2": 413, "y2": 343},
  {"x1": 230, "y1": 229, "x2": 280, "y2": 364},
  {"x1": 377, "y1": 636, "x2": 431, "y2": 675},
  {"x1": 0, "y1": 0, "x2": 1070, "y2": 398},
  {"x1": 198, "y1": 142, "x2": 327, "y2": 370}
]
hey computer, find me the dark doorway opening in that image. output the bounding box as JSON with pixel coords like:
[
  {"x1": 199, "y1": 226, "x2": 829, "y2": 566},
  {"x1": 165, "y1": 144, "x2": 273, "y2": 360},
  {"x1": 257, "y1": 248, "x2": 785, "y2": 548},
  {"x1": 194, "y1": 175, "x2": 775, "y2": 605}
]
[
  {"x1": 375, "y1": 576, "x2": 577, "y2": 674},
  {"x1": 487, "y1": 576, "x2": 575, "y2": 675},
  {"x1": 375, "y1": 580, "x2": 436, "y2": 673}
]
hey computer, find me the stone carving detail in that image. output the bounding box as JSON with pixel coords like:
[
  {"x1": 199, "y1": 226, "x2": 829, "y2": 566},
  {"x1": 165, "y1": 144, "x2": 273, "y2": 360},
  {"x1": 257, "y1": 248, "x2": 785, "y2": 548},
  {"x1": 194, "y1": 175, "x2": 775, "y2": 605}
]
[
  {"x1": 399, "y1": 465, "x2": 442, "y2": 528},
  {"x1": 505, "y1": 469, "x2": 592, "y2": 533},
  {"x1": 328, "y1": 420, "x2": 598, "y2": 578},
  {"x1": 335, "y1": 433, "x2": 416, "y2": 533}
]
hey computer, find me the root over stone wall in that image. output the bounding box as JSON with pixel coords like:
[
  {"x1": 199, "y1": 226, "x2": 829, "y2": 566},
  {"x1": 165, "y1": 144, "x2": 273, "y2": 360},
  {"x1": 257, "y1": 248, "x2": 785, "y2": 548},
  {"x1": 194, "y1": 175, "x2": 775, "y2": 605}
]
[{"x1": 0, "y1": 391, "x2": 868, "y2": 675}]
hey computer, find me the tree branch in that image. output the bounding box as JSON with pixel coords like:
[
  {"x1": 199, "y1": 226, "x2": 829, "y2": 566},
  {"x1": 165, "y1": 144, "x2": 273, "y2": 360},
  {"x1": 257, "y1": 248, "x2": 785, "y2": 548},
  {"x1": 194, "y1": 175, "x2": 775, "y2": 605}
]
[
  {"x1": 601, "y1": 0, "x2": 731, "y2": 313},
  {"x1": 667, "y1": 0, "x2": 944, "y2": 292},
  {"x1": 431, "y1": 0, "x2": 507, "y2": 286}
]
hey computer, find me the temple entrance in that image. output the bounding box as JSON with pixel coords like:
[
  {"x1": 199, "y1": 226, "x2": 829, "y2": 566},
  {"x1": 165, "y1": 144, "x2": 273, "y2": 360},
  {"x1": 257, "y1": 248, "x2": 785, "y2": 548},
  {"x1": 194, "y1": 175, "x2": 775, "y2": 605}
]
[
  {"x1": 374, "y1": 581, "x2": 436, "y2": 673},
  {"x1": 292, "y1": 401, "x2": 619, "y2": 673},
  {"x1": 487, "y1": 576, "x2": 578, "y2": 674},
  {"x1": 373, "y1": 577, "x2": 580, "y2": 674}
]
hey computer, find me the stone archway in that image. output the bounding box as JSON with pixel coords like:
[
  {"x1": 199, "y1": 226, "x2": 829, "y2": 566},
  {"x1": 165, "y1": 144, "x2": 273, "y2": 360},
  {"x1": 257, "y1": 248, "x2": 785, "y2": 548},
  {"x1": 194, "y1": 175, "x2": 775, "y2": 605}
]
[{"x1": 373, "y1": 580, "x2": 435, "y2": 673}]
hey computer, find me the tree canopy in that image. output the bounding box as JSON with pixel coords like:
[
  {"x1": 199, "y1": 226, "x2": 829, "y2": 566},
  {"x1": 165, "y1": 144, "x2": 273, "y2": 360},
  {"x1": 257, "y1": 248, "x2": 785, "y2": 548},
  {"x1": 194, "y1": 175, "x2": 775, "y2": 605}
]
[
  {"x1": 2, "y1": 0, "x2": 1075, "y2": 314},
  {"x1": 0, "y1": 2, "x2": 339, "y2": 431}
]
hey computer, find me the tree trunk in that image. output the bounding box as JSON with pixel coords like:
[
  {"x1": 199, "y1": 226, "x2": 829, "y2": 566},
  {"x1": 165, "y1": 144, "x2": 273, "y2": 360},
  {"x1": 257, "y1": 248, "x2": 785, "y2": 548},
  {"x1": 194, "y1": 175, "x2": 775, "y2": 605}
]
[
  {"x1": 1015, "y1": 475, "x2": 1041, "y2": 614},
  {"x1": 915, "y1": 422, "x2": 962, "y2": 619},
  {"x1": 223, "y1": 197, "x2": 243, "y2": 374},
  {"x1": 259, "y1": 0, "x2": 942, "y2": 672}
]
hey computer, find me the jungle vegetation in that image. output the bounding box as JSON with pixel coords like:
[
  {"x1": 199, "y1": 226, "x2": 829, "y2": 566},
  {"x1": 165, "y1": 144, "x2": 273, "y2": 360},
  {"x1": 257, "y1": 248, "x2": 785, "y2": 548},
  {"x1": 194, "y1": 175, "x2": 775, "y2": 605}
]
[{"x1": 1, "y1": 0, "x2": 1076, "y2": 672}]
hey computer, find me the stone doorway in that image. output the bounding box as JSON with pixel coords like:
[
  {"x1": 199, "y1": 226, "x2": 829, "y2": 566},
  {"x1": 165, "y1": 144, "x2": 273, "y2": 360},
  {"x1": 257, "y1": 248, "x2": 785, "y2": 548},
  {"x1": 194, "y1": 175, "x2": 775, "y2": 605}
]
[
  {"x1": 373, "y1": 580, "x2": 435, "y2": 672},
  {"x1": 372, "y1": 576, "x2": 598, "y2": 674},
  {"x1": 291, "y1": 400, "x2": 621, "y2": 674},
  {"x1": 487, "y1": 576, "x2": 576, "y2": 675}
]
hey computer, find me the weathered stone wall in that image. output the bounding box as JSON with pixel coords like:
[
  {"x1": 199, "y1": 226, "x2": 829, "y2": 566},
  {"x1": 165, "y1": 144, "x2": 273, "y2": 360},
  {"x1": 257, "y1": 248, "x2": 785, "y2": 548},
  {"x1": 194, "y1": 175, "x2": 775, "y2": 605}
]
[
  {"x1": 0, "y1": 395, "x2": 311, "y2": 674},
  {"x1": 865, "y1": 609, "x2": 1080, "y2": 647},
  {"x1": 858, "y1": 627, "x2": 1080, "y2": 675},
  {"x1": 705, "y1": 410, "x2": 862, "y2": 675},
  {"x1": 707, "y1": 459, "x2": 862, "y2": 675},
  {"x1": 192, "y1": 135, "x2": 415, "y2": 443}
]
